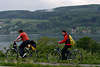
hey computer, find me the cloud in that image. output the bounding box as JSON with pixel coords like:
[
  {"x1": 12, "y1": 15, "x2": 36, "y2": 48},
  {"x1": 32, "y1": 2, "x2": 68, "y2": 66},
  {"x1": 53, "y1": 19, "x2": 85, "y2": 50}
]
[
  {"x1": 0, "y1": 0, "x2": 100, "y2": 11},
  {"x1": 69, "y1": 0, "x2": 100, "y2": 5},
  {"x1": 42, "y1": 0, "x2": 100, "y2": 7}
]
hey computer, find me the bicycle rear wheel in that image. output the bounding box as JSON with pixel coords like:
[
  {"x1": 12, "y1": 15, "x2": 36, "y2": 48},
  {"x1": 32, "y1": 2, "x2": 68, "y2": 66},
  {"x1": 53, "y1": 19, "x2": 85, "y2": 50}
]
[{"x1": 70, "y1": 49, "x2": 82, "y2": 64}]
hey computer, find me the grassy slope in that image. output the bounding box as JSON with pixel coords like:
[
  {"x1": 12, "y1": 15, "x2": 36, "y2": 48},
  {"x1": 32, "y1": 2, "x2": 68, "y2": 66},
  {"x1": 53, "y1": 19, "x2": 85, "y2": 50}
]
[{"x1": 1, "y1": 4, "x2": 100, "y2": 34}]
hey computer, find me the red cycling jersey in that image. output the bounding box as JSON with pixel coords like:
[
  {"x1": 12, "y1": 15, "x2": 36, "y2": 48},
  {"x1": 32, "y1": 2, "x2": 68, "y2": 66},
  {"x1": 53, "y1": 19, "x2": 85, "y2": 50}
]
[
  {"x1": 16, "y1": 32, "x2": 29, "y2": 42},
  {"x1": 58, "y1": 33, "x2": 71, "y2": 45}
]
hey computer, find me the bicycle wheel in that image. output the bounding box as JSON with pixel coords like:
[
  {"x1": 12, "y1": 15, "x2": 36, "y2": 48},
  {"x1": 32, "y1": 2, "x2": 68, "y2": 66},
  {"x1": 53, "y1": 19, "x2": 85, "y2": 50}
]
[
  {"x1": 6, "y1": 48, "x2": 18, "y2": 58},
  {"x1": 47, "y1": 49, "x2": 61, "y2": 63},
  {"x1": 70, "y1": 49, "x2": 82, "y2": 64}
]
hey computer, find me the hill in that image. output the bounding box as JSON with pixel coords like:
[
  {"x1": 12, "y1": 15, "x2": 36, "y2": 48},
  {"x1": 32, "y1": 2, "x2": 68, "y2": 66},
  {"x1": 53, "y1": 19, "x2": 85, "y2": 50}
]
[{"x1": 0, "y1": 4, "x2": 100, "y2": 34}]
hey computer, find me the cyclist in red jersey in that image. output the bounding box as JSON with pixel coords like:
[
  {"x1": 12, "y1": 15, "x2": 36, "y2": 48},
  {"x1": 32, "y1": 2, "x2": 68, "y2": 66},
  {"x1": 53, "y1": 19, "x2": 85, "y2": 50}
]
[
  {"x1": 58, "y1": 30, "x2": 72, "y2": 60},
  {"x1": 15, "y1": 30, "x2": 30, "y2": 58}
]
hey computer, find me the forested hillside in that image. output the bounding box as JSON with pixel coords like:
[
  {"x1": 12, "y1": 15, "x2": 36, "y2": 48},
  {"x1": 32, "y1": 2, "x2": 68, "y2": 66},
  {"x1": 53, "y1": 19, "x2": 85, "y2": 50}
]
[{"x1": 0, "y1": 4, "x2": 100, "y2": 34}]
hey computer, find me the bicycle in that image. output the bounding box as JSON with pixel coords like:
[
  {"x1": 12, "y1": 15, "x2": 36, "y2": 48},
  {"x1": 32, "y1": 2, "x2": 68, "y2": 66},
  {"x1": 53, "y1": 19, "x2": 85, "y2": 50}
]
[
  {"x1": 47, "y1": 45, "x2": 83, "y2": 64},
  {"x1": 6, "y1": 41, "x2": 38, "y2": 60}
]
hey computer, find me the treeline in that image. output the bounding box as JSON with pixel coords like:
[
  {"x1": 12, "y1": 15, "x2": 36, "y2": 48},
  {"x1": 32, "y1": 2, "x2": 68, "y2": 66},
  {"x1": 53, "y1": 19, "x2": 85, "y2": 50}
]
[{"x1": 0, "y1": 4, "x2": 100, "y2": 19}]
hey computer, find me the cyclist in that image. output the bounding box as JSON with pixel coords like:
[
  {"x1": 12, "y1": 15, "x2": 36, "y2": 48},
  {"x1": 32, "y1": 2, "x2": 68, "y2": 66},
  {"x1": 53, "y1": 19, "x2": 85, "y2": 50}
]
[
  {"x1": 58, "y1": 30, "x2": 72, "y2": 60},
  {"x1": 14, "y1": 30, "x2": 30, "y2": 58}
]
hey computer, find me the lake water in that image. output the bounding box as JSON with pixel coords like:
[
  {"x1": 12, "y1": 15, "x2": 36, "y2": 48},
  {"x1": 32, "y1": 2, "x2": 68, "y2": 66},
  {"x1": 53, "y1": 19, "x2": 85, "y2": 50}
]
[
  {"x1": 0, "y1": 34, "x2": 60, "y2": 50},
  {"x1": 0, "y1": 33, "x2": 100, "y2": 50}
]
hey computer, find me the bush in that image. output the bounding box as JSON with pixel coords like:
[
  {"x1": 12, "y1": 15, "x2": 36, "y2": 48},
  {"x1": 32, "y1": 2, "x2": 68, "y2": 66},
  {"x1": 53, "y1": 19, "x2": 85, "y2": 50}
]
[
  {"x1": 76, "y1": 37, "x2": 100, "y2": 53},
  {"x1": 37, "y1": 37, "x2": 57, "y2": 52},
  {"x1": 36, "y1": 37, "x2": 58, "y2": 60}
]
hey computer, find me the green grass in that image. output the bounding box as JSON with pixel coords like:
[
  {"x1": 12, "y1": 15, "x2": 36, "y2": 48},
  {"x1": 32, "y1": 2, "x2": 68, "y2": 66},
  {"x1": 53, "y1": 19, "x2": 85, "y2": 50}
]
[{"x1": 0, "y1": 63, "x2": 16, "y2": 66}]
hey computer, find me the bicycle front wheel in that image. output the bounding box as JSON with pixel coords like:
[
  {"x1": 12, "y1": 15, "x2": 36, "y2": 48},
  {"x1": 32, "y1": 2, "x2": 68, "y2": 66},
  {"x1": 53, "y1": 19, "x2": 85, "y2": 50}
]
[
  {"x1": 47, "y1": 50, "x2": 61, "y2": 63},
  {"x1": 6, "y1": 49, "x2": 18, "y2": 58}
]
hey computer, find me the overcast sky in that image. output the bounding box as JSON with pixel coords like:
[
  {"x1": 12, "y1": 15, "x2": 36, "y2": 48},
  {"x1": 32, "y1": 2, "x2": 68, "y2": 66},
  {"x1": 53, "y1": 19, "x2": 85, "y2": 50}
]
[{"x1": 0, "y1": 0, "x2": 100, "y2": 11}]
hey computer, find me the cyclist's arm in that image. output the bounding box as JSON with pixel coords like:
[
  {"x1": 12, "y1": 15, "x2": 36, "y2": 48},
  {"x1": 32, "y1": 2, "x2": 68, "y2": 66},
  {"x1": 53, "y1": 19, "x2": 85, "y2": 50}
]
[
  {"x1": 15, "y1": 34, "x2": 22, "y2": 41},
  {"x1": 16, "y1": 38, "x2": 22, "y2": 42},
  {"x1": 58, "y1": 36, "x2": 68, "y2": 44}
]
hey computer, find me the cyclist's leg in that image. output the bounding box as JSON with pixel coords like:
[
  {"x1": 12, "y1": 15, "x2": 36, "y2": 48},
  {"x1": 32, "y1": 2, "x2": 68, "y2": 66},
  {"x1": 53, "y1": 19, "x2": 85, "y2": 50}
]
[
  {"x1": 66, "y1": 45, "x2": 72, "y2": 59},
  {"x1": 66, "y1": 45, "x2": 71, "y2": 52},
  {"x1": 22, "y1": 40, "x2": 30, "y2": 57},
  {"x1": 19, "y1": 42, "x2": 25, "y2": 57},
  {"x1": 19, "y1": 40, "x2": 30, "y2": 57},
  {"x1": 61, "y1": 45, "x2": 68, "y2": 60}
]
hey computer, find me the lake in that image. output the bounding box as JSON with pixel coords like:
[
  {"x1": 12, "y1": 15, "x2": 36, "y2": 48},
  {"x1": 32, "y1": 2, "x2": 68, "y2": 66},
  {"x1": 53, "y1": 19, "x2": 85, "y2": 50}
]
[{"x1": 0, "y1": 33, "x2": 100, "y2": 50}]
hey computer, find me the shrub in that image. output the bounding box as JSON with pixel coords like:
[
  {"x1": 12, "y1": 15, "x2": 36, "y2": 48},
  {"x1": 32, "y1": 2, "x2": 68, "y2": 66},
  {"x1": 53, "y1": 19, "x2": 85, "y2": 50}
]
[{"x1": 76, "y1": 37, "x2": 100, "y2": 53}]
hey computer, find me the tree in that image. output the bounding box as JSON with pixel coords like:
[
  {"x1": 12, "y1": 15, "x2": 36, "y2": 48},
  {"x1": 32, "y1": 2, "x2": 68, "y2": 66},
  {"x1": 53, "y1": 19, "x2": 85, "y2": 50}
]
[{"x1": 76, "y1": 37, "x2": 99, "y2": 54}]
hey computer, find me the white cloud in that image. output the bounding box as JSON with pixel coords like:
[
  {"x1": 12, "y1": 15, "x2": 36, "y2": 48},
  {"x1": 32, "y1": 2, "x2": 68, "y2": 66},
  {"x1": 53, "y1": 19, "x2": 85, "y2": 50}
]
[
  {"x1": 42, "y1": 0, "x2": 100, "y2": 7},
  {"x1": 0, "y1": 0, "x2": 100, "y2": 11},
  {"x1": 69, "y1": 0, "x2": 100, "y2": 5}
]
